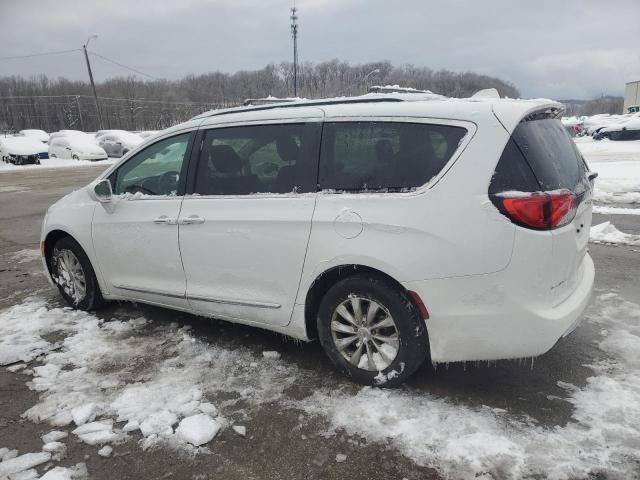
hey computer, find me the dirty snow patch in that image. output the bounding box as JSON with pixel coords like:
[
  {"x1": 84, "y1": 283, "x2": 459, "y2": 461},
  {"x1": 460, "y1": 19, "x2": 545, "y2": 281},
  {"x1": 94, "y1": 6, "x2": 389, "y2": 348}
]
[
  {"x1": 0, "y1": 298, "x2": 299, "y2": 452},
  {"x1": 298, "y1": 293, "x2": 640, "y2": 479},
  {"x1": 590, "y1": 221, "x2": 640, "y2": 246},
  {"x1": 8, "y1": 249, "x2": 41, "y2": 264}
]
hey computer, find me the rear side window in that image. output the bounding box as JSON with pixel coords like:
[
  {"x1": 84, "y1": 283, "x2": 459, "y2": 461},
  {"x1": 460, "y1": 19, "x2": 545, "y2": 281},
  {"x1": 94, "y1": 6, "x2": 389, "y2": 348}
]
[
  {"x1": 507, "y1": 118, "x2": 589, "y2": 194},
  {"x1": 319, "y1": 122, "x2": 467, "y2": 192},
  {"x1": 194, "y1": 123, "x2": 320, "y2": 195}
]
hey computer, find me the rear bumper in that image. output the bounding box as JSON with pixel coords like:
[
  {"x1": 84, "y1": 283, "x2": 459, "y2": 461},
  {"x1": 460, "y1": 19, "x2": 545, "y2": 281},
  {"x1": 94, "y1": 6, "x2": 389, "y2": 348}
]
[
  {"x1": 403, "y1": 253, "x2": 595, "y2": 363},
  {"x1": 79, "y1": 153, "x2": 108, "y2": 161}
]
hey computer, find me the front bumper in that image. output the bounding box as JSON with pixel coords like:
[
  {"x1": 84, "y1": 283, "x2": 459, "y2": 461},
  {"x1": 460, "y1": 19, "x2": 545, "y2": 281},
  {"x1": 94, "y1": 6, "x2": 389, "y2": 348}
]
[{"x1": 403, "y1": 254, "x2": 595, "y2": 363}]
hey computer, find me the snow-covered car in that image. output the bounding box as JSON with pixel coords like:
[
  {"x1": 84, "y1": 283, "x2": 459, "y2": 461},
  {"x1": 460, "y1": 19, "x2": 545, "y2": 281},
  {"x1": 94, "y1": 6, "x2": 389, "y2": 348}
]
[
  {"x1": 41, "y1": 94, "x2": 595, "y2": 386},
  {"x1": 0, "y1": 136, "x2": 44, "y2": 165},
  {"x1": 20, "y1": 129, "x2": 50, "y2": 144},
  {"x1": 49, "y1": 130, "x2": 91, "y2": 142},
  {"x1": 137, "y1": 130, "x2": 158, "y2": 139},
  {"x1": 49, "y1": 136, "x2": 108, "y2": 161},
  {"x1": 97, "y1": 131, "x2": 143, "y2": 157},
  {"x1": 594, "y1": 114, "x2": 640, "y2": 141},
  {"x1": 561, "y1": 116, "x2": 583, "y2": 137}
]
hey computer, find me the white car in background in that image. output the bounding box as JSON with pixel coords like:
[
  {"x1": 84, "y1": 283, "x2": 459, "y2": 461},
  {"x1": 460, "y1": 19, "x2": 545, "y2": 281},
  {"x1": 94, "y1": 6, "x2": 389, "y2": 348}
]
[
  {"x1": 40, "y1": 95, "x2": 595, "y2": 386},
  {"x1": 137, "y1": 130, "x2": 158, "y2": 139},
  {"x1": 97, "y1": 131, "x2": 143, "y2": 157},
  {"x1": 20, "y1": 129, "x2": 50, "y2": 144},
  {"x1": 49, "y1": 136, "x2": 108, "y2": 161},
  {"x1": 0, "y1": 136, "x2": 44, "y2": 165},
  {"x1": 49, "y1": 130, "x2": 91, "y2": 142}
]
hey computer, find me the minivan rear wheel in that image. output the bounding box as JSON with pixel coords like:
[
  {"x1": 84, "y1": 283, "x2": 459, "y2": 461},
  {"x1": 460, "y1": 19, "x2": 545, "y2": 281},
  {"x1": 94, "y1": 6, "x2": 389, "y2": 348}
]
[
  {"x1": 317, "y1": 274, "x2": 430, "y2": 387},
  {"x1": 49, "y1": 236, "x2": 105, "y2": 311}
]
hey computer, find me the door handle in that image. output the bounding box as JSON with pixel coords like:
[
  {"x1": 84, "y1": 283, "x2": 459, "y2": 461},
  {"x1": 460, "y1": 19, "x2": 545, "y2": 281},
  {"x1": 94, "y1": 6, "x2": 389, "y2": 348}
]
[
  {"x1": 153, "y1": 215, "x2": 177, "y2": 225},
  {"x1": 179, "y1": 215, "x2": 205, "y2": 225}
]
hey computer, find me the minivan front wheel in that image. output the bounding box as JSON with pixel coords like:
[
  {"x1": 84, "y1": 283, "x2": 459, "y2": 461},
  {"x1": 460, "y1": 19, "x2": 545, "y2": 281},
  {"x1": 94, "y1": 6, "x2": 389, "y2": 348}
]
[
  {"x1": 317, "y1": 274, "x2": 430, "y2": 387},
  {"x1": 49, "y1": 237, "x2": 104, "y2": 311}
]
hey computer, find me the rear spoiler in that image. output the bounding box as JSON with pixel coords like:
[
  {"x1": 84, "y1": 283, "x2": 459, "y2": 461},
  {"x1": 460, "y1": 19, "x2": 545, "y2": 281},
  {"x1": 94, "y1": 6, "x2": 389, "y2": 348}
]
[{"x1": 492, "y1": 100, "x2": 565, "y2": 134}]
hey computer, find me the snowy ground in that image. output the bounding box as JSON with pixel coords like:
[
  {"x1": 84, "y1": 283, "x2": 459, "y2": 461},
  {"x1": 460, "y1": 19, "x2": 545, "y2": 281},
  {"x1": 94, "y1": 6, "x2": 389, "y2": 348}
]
[
  {"x1": 0, "y1": 157, "x2": 117, "y2": 172},
  {"x1": 0, "y1": 139, "x2": 639, "y2": 479},
  {"x1": 0, "y1": 290, "x2": 639, "y2": 479},
  {"x1": 576, "y1": 137, "x2": 640, "y2": 206}
]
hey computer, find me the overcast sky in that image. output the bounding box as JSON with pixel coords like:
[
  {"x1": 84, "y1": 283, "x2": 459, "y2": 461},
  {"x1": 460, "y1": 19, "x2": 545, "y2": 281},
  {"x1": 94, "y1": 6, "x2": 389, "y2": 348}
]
[{"x1": 1, "y1": 0, "x2": 639, "y2": 99}]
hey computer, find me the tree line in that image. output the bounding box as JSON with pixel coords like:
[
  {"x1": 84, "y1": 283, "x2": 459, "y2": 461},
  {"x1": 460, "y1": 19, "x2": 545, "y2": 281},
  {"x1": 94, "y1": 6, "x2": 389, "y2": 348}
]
[
  {"x1": 563, "y1": 96, "x2": 625, "y2": 117},
  {"x1": 0, "y1": 60, "x2": 521, "y2": 132}
]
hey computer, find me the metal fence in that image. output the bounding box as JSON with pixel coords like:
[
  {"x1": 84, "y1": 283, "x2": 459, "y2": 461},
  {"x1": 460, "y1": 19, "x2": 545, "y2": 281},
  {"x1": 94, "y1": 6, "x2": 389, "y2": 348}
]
[{"x1": 0, "y1": 95, "x2": 244, "y2": 133}]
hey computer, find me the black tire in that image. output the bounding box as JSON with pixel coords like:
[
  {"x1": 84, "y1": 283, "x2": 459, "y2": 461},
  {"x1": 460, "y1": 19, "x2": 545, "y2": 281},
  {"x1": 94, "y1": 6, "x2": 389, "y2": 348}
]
[
  {"x1": 317, "y1": 274, "x2": 430, "y2": 387},
  {"x1": 72, "y1": 154, "x2": 79, "y2": 161},
  {"x1": 48, "y1": 236, "x2": 105, "y2": 311}
]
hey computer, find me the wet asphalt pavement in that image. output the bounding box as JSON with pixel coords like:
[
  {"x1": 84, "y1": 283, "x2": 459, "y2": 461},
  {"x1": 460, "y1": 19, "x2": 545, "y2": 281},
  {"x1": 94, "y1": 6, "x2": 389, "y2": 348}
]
[{"x1": 0, "y1": 165, "x2": 639, "y2": 479}]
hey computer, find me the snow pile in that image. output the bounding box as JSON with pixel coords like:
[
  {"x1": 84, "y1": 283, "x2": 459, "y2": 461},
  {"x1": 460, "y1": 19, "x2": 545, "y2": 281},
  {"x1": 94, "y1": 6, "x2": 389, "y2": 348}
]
[
  {"x1": 575, "y1": 138, "x2": 640, "y2": 204},
  {"x1": 39, "y1": 463, "x2": 87, "y2": 480},
  {"x1": 0, "y1": 157, "x2": 116, "y2": 172},
  {"x1": 72, "y1": 421, "x2": 119, "y2": 445},
  {"x1": 175, "y1": 414, "x2": 221, "y2": 446},
  {"x1": 0, "y1": 299, "x2": 298, "y2": 451},
  {"x1": 590, "y1": 221, "x2": 640, "y2": 246},
  {"x1": 297, "y1": 293, "x2": 640, "y2": 479},
  {"x1": 592, "y1": 205, "x2": 640, "y2": 215},
  {"x1": 0, "y1": 452, "x2": 50, "y2": 476},
  {"x1": 0, "y1": 301, "x2": 79, "y2": 366}
]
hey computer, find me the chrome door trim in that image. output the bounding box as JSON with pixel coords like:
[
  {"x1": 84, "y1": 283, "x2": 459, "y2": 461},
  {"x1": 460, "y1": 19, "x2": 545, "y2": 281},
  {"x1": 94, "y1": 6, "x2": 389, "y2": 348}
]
[
  {"x1": 114, "y1": 284, "x2": 281, "y2": 309},
  {"x1": 113, "y1": 284, "x2": 185, "y2": 299},
  {"x1": 188, "y1": 294, "x2": 281, "y2": 309}
]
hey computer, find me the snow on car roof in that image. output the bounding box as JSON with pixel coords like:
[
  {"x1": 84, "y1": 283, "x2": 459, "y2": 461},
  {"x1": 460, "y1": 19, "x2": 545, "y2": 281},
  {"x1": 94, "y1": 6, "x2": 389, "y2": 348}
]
[
  {"x1": 192, "y1": 93, "x2": 560, "y2": 129},
  {"x1": 0, "y1": 135, "x2": 46, "y2": 154}
]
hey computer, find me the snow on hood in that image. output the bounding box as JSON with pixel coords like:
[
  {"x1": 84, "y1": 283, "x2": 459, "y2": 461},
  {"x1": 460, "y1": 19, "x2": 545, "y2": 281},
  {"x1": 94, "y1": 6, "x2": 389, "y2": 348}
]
[
  {"x1": 0, "y1": 136, "x2": 46, "y2": 155},
  {"x1": 20, "y1": 129, "x2": 49, "y2": 143}
]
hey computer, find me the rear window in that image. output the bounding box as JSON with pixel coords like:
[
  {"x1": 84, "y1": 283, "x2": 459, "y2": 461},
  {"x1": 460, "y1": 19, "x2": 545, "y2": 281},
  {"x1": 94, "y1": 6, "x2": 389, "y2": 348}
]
[
  {"x1": 319, "y1": 122, "x2": 467, "y2": 192},
  {"x1": 510, "y1": 118, "x2": 589, "y2": 194}
]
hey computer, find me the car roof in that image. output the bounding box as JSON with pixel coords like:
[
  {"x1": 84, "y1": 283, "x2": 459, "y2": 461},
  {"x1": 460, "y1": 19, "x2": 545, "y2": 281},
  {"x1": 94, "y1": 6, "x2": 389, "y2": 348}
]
[{"x1": 164, "y1": 94, "x2": 562, "y2": 138}]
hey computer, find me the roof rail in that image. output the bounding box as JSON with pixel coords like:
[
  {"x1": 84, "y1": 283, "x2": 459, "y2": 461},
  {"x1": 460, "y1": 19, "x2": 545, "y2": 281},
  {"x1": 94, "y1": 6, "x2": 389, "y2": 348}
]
[{"x1": 191, "y1": 96, "x2": 405, "y2": 121}]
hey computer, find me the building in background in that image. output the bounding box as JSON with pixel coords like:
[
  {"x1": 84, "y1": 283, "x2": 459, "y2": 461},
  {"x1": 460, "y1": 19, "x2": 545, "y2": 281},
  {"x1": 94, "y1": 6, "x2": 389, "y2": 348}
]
[{"x1": 624, "y1": 80, "x2": 640, "y2": 113}]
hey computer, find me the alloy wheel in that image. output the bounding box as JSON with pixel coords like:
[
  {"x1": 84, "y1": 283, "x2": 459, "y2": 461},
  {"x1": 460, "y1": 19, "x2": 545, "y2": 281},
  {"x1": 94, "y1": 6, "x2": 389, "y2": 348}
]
[
  {"x1": 330, "y1": 295, "x2": 400, "y2": 371},
  {"x1": 54, "y1": 249, "x2": 87, "y2": 304}
]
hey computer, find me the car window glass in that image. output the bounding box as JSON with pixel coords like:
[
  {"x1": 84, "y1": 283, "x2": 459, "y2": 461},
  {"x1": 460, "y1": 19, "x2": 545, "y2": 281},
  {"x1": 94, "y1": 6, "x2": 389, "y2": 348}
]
[
  {"x1": 319, "y1": 122, "x2": 467, "y2": 192},
  {"x1": 113, "y1": 133, "x2": 190, "y2": 196},
  {"x1": 511, "y1": 118, "x2": 589, "y2": 194},
  {"x1": 194, "y1": 123, "x2": 319, "y2": 195}
]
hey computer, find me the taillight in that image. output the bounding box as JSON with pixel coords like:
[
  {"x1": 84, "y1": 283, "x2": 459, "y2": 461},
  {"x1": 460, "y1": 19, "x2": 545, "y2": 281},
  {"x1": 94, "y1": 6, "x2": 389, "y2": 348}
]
[{"x1": 497, "y1": 190, "x2": 576, "y2": 230}]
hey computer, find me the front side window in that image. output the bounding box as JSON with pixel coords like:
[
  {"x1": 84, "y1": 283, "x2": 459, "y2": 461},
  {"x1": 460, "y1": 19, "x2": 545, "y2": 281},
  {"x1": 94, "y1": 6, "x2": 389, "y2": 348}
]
[
  {"x1": 113, "y1": 133, "x2": 191, "y2": 196},
  {"x1": 319, "y1": 122, "x2": 467, "y2": 192},
  {"x1": 194, "y1": 123, "x2": 320, "y2": 195}
]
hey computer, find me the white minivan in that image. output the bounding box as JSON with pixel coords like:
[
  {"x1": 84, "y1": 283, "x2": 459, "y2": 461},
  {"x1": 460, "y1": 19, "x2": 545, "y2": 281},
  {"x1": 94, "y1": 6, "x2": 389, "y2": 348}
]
[{"x1": 41, "y1": 95, "x2": 596, "y2": 386}]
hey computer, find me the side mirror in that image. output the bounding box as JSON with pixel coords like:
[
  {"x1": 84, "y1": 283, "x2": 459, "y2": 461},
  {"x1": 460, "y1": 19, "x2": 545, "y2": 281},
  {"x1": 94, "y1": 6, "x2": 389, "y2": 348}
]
[{"x1": 94, "y1": 179, "x2": 113, "y2": 203}]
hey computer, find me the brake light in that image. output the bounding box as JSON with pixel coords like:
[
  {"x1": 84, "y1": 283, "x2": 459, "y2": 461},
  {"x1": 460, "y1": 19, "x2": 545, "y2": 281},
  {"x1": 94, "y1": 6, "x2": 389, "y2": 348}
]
[{"x1": 498, "y1": 190, "x2": 576, "y2": 230}]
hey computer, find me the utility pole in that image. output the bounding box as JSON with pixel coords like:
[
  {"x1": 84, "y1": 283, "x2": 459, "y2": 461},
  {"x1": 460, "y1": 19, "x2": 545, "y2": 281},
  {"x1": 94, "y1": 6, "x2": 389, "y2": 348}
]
[
  {"x1": 75, "y1": 95, "x2": 84, "y2": 131},
  {"x1": 290, "y1": 6, "x2": 298, "y2": 97},
  {"x1": 83, "y1": 35, "x2": 103, "y2": 130}
]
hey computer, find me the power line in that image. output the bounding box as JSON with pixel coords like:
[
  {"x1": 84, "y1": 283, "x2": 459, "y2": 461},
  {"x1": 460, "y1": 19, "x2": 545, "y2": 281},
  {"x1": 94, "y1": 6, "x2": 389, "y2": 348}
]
[
  {"x1": 0, "y1": 94, "x2": 227, "y2": 106},
  {"x1": 0, "y1": 48, "x2": 81, "y2": 61},
  {"x1": 87, "y1": 50, "x2": 161, "y2": 80}
]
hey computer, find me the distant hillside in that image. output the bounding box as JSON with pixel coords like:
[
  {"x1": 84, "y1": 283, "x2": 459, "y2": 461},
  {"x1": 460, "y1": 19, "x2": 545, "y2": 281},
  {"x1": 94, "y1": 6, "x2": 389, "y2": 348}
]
[
  {"x1": 0, "y1": 60, "x2": 520, "y2": 131},
  {"x1": 560, "y1": 96, "x2": 624, "y2": 116}
]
